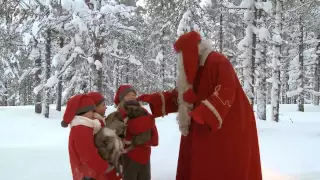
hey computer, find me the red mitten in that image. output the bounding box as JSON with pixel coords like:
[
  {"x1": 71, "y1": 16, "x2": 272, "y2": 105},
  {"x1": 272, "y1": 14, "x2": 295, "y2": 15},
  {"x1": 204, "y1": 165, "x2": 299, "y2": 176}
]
[
  {"x1": 189, "y1": 111, "x2": 205, "y2": 124},
  {"x1": 189, "y1": 104, "x2": 220, "y2": 131},
  {"x1": 137, "y1": 93, "x2": 163, "y2": 118},
  {"x1": 137, "y1": 94, "x2": 153, "y2": 104},
  {"x1": 183, "y1": 88, "x2": 197, "y2": 104}
]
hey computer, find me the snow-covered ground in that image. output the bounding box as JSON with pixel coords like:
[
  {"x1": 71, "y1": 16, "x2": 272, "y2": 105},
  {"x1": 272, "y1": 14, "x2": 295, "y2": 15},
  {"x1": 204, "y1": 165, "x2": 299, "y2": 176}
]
[{"x1": 0, "y1": 104, "x2": 319, "y2": 180}]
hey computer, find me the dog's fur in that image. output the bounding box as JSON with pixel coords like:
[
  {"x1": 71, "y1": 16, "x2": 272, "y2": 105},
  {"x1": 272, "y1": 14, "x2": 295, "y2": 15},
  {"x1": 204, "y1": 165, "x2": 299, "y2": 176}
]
[
  {"x1": 104, "y1": 111, "x2": 126, "y2": 138},
  {"x1": 94, "y1": 112, "x2": 126, "y2": 175}
]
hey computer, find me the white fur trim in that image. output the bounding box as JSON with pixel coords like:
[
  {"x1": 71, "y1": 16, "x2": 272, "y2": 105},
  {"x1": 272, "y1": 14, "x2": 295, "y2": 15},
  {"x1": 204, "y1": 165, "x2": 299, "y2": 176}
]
[
  {"x1": 176, "y1": 52, "x2": 193, "y2": 136},
  {"x1": 70, "y1": 116, "x2": 102, "y2": 134},
  {"x1": 158, "y1": 92, "x2": 166, "y2": 117},
  {"x1": 201, "y1": 100, "x2": 223, "y2": 129},
  {"x1": 123, "y1": 139, "x2": 131, "y2": 145},
  {"x1": 198, "y1": 40, "x2": 213, "y2": 66},
  {"x1": 93, "y1": 112, "x2": 105, "y2": 124}
]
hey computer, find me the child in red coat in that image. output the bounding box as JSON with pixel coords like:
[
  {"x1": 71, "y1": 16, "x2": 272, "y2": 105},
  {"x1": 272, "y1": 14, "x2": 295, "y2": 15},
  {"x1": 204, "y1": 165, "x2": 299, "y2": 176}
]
[
  {"x1": 87, "y1": 92, "x2": 122, "y2": 180},
  {"x1": 61, "y1": 94, "x2": 113, "y2": 180},
  {"x1": 114, "y1": 85, "x2": 159, "y2": 180}
]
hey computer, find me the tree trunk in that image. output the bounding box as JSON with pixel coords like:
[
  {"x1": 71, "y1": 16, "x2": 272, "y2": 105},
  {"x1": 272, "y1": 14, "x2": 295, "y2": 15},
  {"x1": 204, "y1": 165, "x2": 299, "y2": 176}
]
[
  {"x1": 92, "y1": 38, "x2": 103, "y2": 92},
  {"x1": 115, "y1": 60, "x2": 120, "y2": 90},
  {"x1": 161, "y1": 48, "x2": 165, "y2": 90},
  {"x1": 20, "y1": 80, "x2": 27, "y2": 105},
  {"x1": 28, "y1": 76, "x2": 33, "y2": 105},
  {"x1": 313, "y1": 34, "x2": 320, "y2": 105},
  {"x1": 298, "y1": 17, "x2": 304, "y2": 112},
  {"x1": 125, "y1": 60, "x2": 129, "y2": 84},
  {"x1": 56, "y1": 36, "x2": 64, "y2": 111},
  {"x1": 271, "y1": 0, "x2": 282, "y2": 122},
  {"x1": 251, "y1": 6, "x2": 257, "y2": 107},
  {"x1": 33, "y1": 37, "x2": 42, "y2": 114},
  {"x1": 44, "y1": 29, "x2": 51, "y2": 118},
  {"x1": 56, "y1": 77, "x2": 62, "y2": 111},
  {"x1": 256, "y1": 3, "x2": 266, "y2": 120},
  {"x1": 219, "y1": 13, "x2": 223, "y2": 53},
  {"x1": 242, "y1": 6, "x2": 256, "y2": 106}
]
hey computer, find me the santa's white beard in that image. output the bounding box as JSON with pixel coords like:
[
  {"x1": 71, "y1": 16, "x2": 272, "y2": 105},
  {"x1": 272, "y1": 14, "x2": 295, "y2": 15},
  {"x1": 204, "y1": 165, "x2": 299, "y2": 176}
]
[{"x1": 176, "y1": 52, "x2": 193, "y2": 136}]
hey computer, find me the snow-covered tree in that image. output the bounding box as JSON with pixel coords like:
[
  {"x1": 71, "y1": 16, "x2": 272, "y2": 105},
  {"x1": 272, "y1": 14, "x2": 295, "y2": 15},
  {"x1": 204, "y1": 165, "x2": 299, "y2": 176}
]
[{"x1": 270, "y1": 0, "x2": 282, "y2": 122}]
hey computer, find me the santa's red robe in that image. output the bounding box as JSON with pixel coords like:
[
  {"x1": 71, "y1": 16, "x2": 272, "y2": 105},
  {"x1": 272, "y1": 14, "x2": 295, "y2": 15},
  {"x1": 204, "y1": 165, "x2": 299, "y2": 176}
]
[{"x1": 139, "y1": 52, "x2": 262, "y2": 180}]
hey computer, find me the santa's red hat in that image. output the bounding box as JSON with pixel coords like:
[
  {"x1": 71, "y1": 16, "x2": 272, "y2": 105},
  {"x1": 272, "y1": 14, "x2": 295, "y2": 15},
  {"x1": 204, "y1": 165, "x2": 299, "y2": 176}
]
[
  {"x1": 61, "y1": 94, "x2": 96, "y2": 128},
  {"x1": 87, "y1": 92, "x2": 105, "y2": 106},
  {"x1": 173, "y1": 31, "x2": 201, "y2": 85},
  {"x1": 114, "y1": 85, "x2": 136, "y2": 106}
]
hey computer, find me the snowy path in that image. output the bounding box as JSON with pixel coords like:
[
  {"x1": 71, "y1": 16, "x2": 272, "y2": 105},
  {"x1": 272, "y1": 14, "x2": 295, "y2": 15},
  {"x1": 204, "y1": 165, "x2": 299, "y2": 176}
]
[{"x1": 1, "y1": 105, "x2": 320, "y2": 180}]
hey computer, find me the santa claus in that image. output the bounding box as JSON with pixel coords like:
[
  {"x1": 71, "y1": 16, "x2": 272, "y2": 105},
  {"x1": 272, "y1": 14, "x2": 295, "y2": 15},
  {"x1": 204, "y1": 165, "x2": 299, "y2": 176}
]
[{"x1": 137, "y1": 31, "x2": 262, "y2": 180}]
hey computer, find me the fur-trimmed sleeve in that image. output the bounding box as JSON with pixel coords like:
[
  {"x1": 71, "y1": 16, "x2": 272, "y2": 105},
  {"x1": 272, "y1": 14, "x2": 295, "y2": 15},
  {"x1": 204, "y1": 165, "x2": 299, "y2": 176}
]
[
  {"x1": 190, "y1": 56, "x2": 237, "y2": 131},
  {"x1": 138, "y1": 89, "x2": 178, "y2": 118}
]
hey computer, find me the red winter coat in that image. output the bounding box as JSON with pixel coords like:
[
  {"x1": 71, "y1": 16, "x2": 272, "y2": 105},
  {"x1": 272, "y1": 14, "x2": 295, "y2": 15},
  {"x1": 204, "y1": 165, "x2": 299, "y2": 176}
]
[
  {"x1": 139, "y1": 52, "x2": 262, "y2": 180},
  {"x1": 68, "y1": 118, "x2": 109, "y2": 180},
  {"x1": 120, "y1": 108, "x2": 159, "y2": 164}
]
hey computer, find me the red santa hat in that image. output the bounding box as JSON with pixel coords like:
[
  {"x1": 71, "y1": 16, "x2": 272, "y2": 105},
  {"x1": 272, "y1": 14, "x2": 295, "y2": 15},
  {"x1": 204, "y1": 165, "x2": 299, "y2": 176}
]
[
  {"x1": 87, "y1": 92, "x2": 105, "y2": 106},
  {"x1": 173, "y1": 31, "x2": 201, "y2": 85},
  {"x1": 61, "y1": 94, "x2": 96, "y2": 128},
  {"x1": 114, "y1": 85, "x2": 136, "y2": 106}
]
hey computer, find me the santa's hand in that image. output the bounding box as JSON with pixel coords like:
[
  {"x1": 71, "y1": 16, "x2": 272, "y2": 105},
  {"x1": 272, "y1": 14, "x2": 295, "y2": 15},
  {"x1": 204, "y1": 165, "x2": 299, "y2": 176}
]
[{"x1": 183, "y1": 88, "x2": 197, "y2": 104}]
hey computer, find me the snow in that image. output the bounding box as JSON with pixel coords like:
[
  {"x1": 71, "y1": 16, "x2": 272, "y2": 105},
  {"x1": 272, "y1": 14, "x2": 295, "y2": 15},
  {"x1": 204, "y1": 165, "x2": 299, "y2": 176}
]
[
  {"x1": 94, "y1": 60, "x2": 103, "y2": 70},
  {"x1": 52, "y1": 54, "x2": 62, "y2": 67},
  {"x1": 33, "y1": 84, "x2": 44, "y2": 95},
  {"x1": 18, "y1": 69, "x2": 31, "y2": 84},
  {"x1": 45, "y1": 74, "x2": 59, "y2": 88},
  {"x1": 87, "y1": 57, "x2": 94, "y2": 64},
  {"x1": 1, "y1": 104, "x2": 320, "y2": 179},
  {"x1": 74, "y1": 34, "x2": 82, "y2": 45},
  {"x1": 238, "y1": 26, "x2": 253, "y2": 50},
  {"x1": 256, "y1": 1, "x2": 273, "y2": 13},
  {"x1": 259, "y1": 27, "x2": 270, "y2": 41},
  {"x1": 100, "y1": 4, "x2": 126, "y2": 14},
  {"x1": 70, "y1": 14, "x2": 88, "y2": 34},
  {"x1": 273, "y1": 34, "x2": 282, "y2": 44},
  {"x1": 239, "y1": 0, "x2": 255, "y2": 8},
  {"x1": 286, "y1": 88, "x2": 304, "y2": 98},
  {"x1": 152, "y1": 51, "x2": 163, "y2": 65},
  {"x1": 74, "y1": 46, "x2": 84, "y2": 55},
  {"x1": 177, "y1": 10, "x2": 192, "y2": 36},
  {"x1": 61, "y1": 0, "x2": 89, "y2": 13},
  {"x1": 100, "y1": 4, "x2": 135, "y2": 19},
  {"x1": 129, "y1": 54, "x2": 142, "y2": 66},
  {"x1": 112, "y1": 39, "x2": 119, "y2": 51},
  {"x1": 29, "y1": 48, "x2": 40, "y2": 60},
  {"x1": 117, "y1": 25, "x2": 137, "y2": 31},
  {"x1": 32, "y1": 21, "x2": 41, "y2": 36},
  {"x1": 262, "y1": 1, "x2": 273, "y2": 13},
  {"x1": 22, "y1": 33, "x2": 33, "y2": 46}
]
